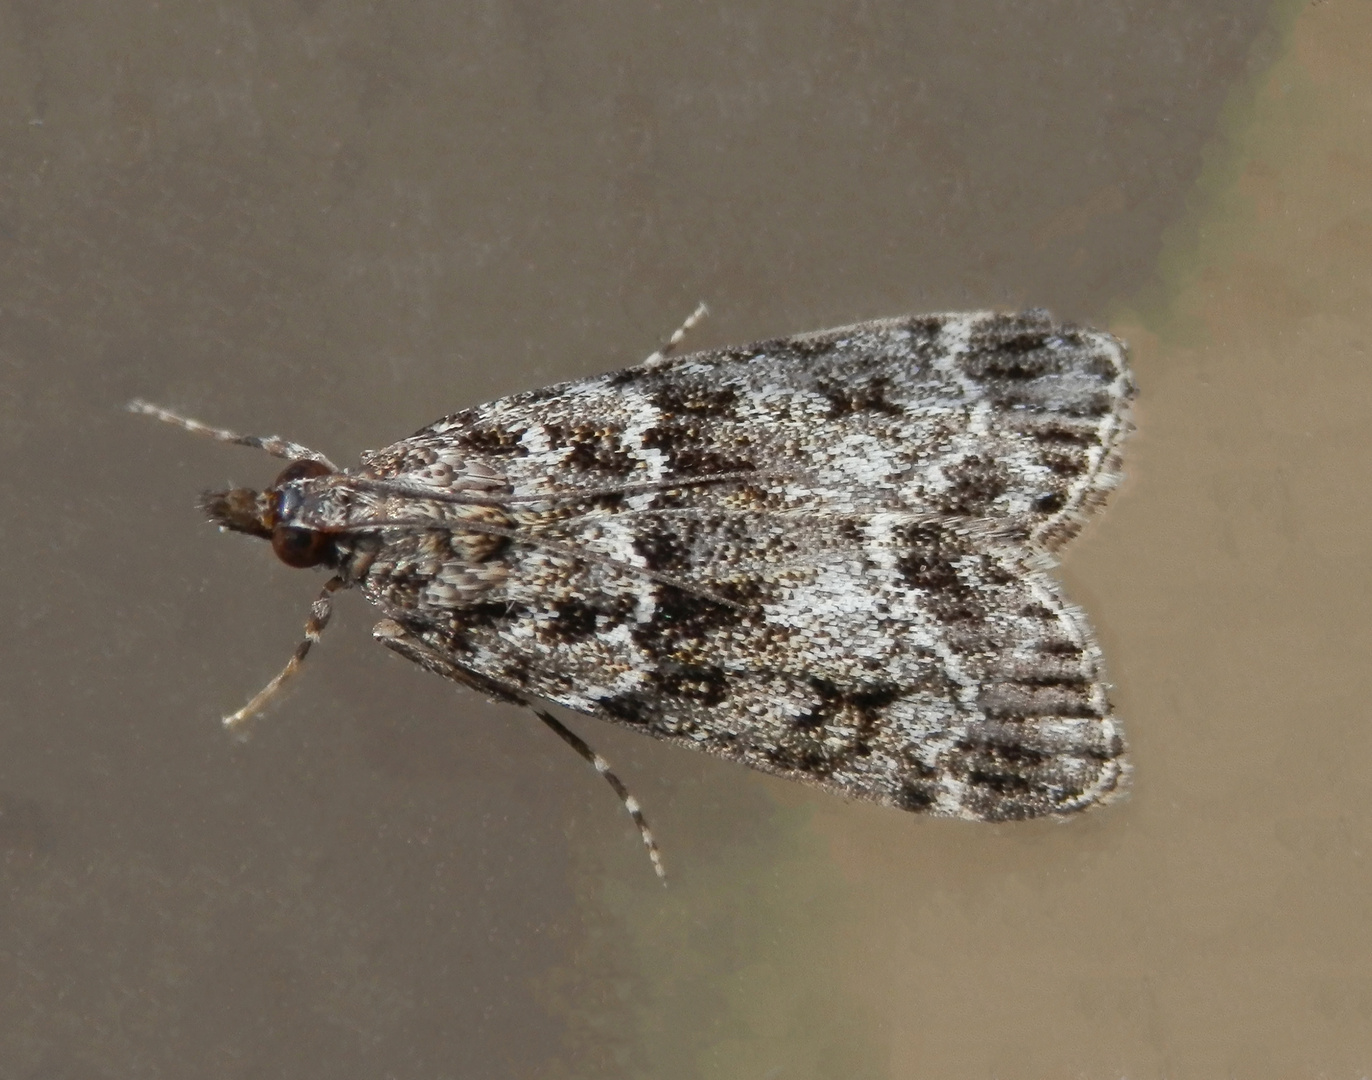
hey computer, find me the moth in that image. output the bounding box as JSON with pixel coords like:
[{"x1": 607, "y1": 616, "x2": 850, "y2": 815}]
[{"x1": 133, "y1": 307, "x2": 1135, "y2": 879}]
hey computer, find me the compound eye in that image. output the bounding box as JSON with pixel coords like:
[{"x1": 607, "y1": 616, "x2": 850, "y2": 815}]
[
  {"x1": 271, "y1": 525, "x2": 333, "y2": 568},
  {"x1": 272, "y1": 458, "x2": 334, "y2": 486}
]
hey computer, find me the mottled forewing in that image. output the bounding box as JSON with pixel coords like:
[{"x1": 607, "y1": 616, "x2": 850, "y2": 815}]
[
  {"x1": 364, "y1": 311, "x2": 1134, "y2": 819},
  {"x1": 393, "y1": 310, "x2": 1134, "y2": 544}
]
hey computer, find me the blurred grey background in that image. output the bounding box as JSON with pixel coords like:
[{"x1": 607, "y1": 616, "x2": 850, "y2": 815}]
[{"x1": 10, "y1": 2, "x2": 1368, "y2": 1078}]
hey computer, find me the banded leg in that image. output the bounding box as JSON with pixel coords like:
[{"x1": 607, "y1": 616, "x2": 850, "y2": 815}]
[
  {"x1": 225, "y1": 576, "x2": 344, "y2": 729},
  {"x1": 532, "y1": 708, "x2": 666, "y2": 882},
  {"x1": 127, "y1": 399, "x2": 338, "y2": 470},
  {"x1": 642, "y1": 301, "x2": 709, "y2": 370},
  {"x1": 372, "y1": 618, "x2": 667, "y2": 882}
]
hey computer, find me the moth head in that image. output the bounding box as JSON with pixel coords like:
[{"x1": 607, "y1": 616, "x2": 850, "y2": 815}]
[{"x1": 201, "y1": 458, "x2": 338, "y2": 569}]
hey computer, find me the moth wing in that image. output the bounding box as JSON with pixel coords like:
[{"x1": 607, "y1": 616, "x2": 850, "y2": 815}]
[
  {"x1": 363, "y1": 310, "x2": 1135, "y2": 551},
  {"x1": 361, "y1": 310, "x2": 1133, "y2": 818},
  {"x1": 375, "y1": 512, "x2": 1126, "y2": 820}
]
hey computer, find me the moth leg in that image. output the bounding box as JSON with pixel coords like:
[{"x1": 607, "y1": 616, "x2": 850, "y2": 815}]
[
  {"x1": 641, "y1": 301, "x2": 709, "y2": 369},
  {"x1": 224, "y1": 575, "x2": 344, "y2": 729},
  {"x1": 531, "y1": 708, "x2": 666, "y2": 883},
  {"x1": 127, "y1": 400, "x2": 338, "y2": 470},
  {"x1": 372, "y1": 619, "x2": 667, "y2": 882}
]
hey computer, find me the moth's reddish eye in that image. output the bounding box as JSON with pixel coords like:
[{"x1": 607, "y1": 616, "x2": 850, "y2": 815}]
[
  {"x1": 272, "y1": 458, "x2": 333, "y2": 486},
  {"x1": 271, "y1": 526, "x2": 333, "y2": 568}
]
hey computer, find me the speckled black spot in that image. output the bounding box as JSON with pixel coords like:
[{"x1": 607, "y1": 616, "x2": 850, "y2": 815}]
[
  {"x1": 938, "y1": 455, "x2": 1007, "y2": 515},
  {"x1": 540, "y1": 599, "x2": 603, "y2": 644},
  {"x1": 455, "y1": 601, "x2": 520, "y2": 633},
  {"x1": 833, "y1": 678, "x2": 901, "y2": 717},
  {"x1": 897, "y1": 525, "x2": 962, "y2": 592},
  {"x1": 974, "y1": 555, "x2": 1018, "y2": 588},
  {"x1": 654, "y1": 661, "x2": 728, "y2": 706},
  {"x1": 1039, "y1": 451, "x2": 1086, "y2": 476},
  {"x1": 792, "y1": 677, "x2": 901, "y2": 731},
  {"x1": 632, "y1": 586, "x2": 745, "y2": 654},
  {"x1": 606, "y1": 366, "x2": 648, "y2": 387},
  {"x1": 1030, "y1": 424, "x2": 1094, "y2": 446},
  {"x1": 639, "y1": 420, "x2": 693, "y2": 450},
  {"x1": 457, "y1": 424, "x2": 529, "y2": 457},
  {"x1": 1032, "y1": 492, "x2": 1065, "y2": 514},
  {"x1": 1062, "y1": 392, "x2": 1114, "y2": 419},
  {"x1": 651, "y1": 383, "x2": 739, "y2": 418},
  {"x1": 898, "y1": 527, "x2": 988, "y2": 624},
  {"x1": 956, "y1": 736, "x2": 1051, "y2": 766},
  {"x1": 441, "y1": 601, "x2": 525, "y2": 653},
  {"x1": 641, "y1": 421, "x2": 755, "y2": 475},
  {"x1": 581, "y1": 491, "x2": 627, "y2": 512},
  {"x1": 896, "y1": 781, "x2": 938, "y2": 811},
  {"x1": 962, "y1": 349, "x2": 1055, "y2": 383},
  {"x1": 966, "y1": 768, "x2": 1033, "y2": 795},
  {"x1": 667, "y1": 447, "x2": 758, "y2": 475},
  {"x1": 1082, "y1": 351, "x2": 1122, "y2": 379},
  {"x1": 765, "y1": 743, "x2": 835, "y2": 776},
  {"x1": 836, "y1": 519, "x2": 865, "y2": 545},
  {"x1": 962, "y1": 316, "x2": 1059, "y2": 381},
  {"x1": 545, "y1": 423, "x2": 639, "y2": 476},
  {"x1": 905, "y1": 314, "x2": 948, "y2": 337},
  {"x1": 634, "y1": 531, "x2": 690, "y2": 572},
  {"x1": 1018, "y1": 668, "x2": 1093, "y2": 687},
  {"x1": 597, "y1": 693, "x2": 656, "y2": 726},
  {"x1": 816, "y1": 375, "x2": 904, "y2": 417}
]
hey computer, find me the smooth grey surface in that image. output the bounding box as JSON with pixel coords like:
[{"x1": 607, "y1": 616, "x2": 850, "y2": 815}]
[{"x1": 2, "y1": 2, "x2": 1287, "y2": 1077}]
